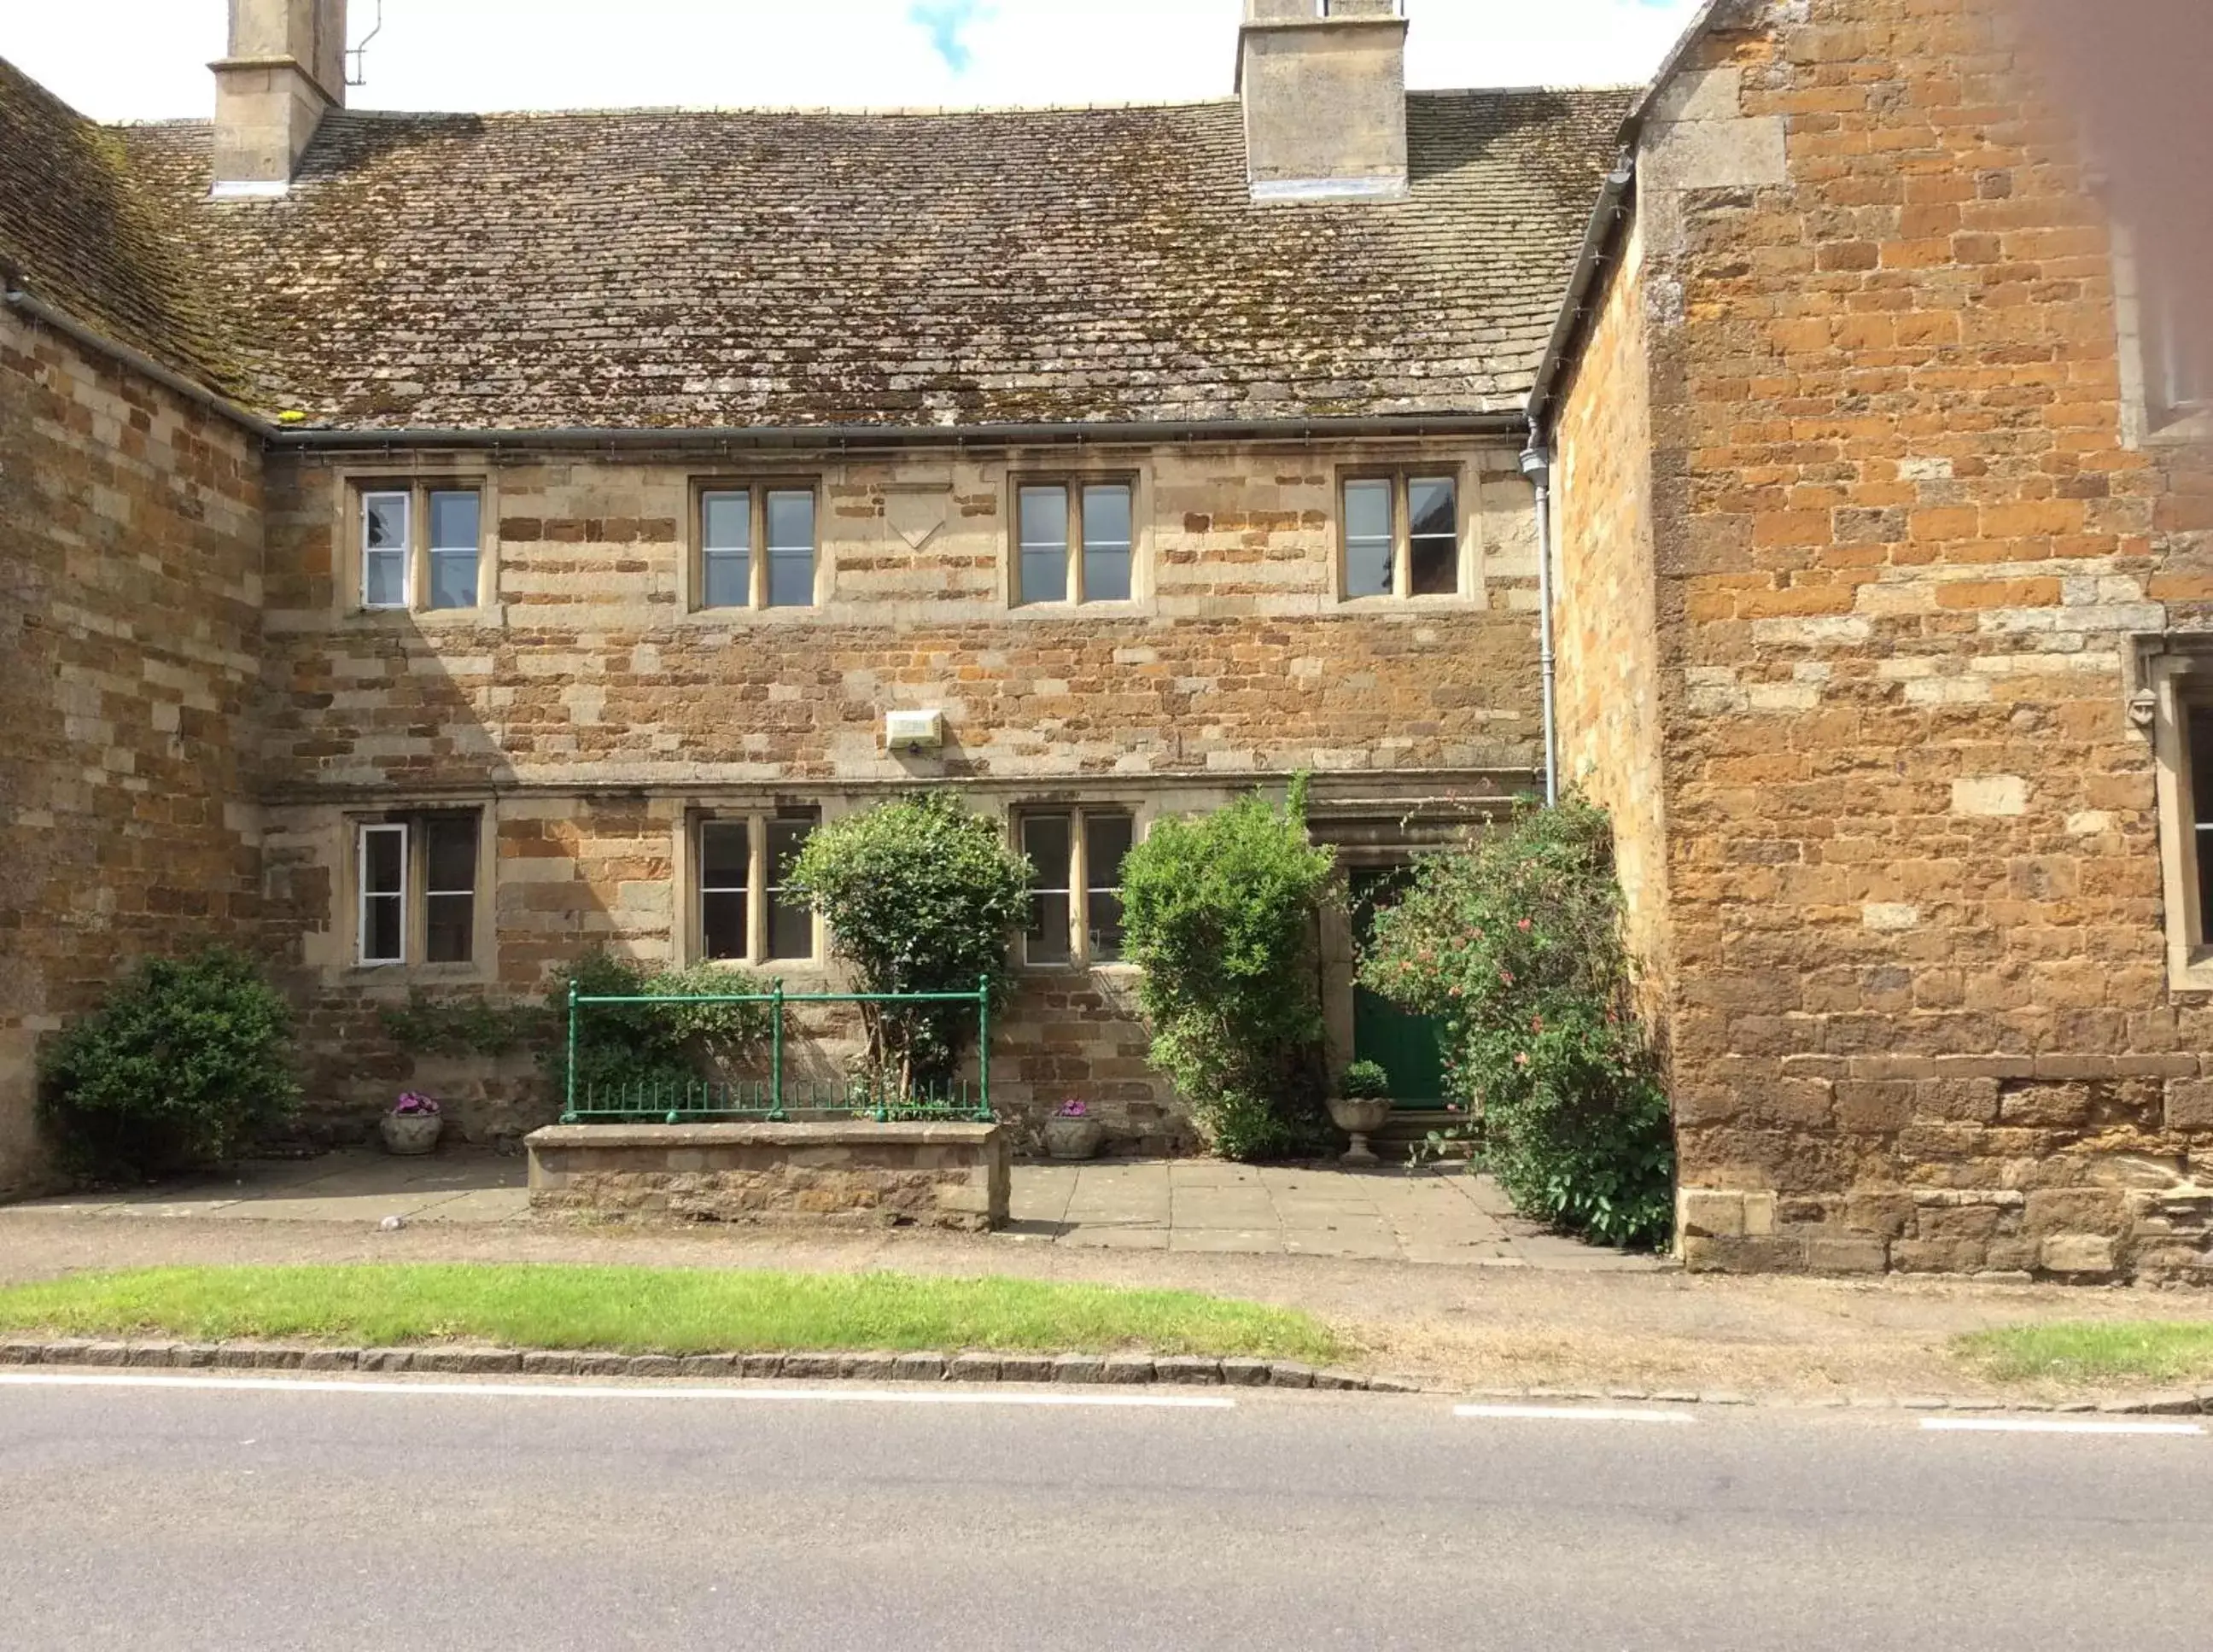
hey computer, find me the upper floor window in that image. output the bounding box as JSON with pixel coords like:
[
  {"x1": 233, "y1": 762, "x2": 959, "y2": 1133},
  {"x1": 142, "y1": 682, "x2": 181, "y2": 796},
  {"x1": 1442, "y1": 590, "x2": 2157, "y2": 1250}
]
[
  {"x1": 356, "y1": 811, "x2": 482, "y2": 967},
  {"x1": 698, "y1": 485, "x2": 820, "y2": 610},
  {"x1": 1340, "y1": 472, "x2": 1463, "y2": 599},
  {"x1": 1014, "y1": 480, "x2": 1136, "y2": 606},
  {"x1": 359, "y1": 484, "x2": 485, "y2": 612},
  {"x1": 696, "y1": 809, "x2": 820, "y2": 965},
  {"x1": 1019, "y1": 807, "x2": 1136, "y2": 967}
]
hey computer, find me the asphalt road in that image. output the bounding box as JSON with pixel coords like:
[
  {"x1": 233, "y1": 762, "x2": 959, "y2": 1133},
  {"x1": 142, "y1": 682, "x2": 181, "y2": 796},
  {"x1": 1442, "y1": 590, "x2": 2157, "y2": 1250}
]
[{"x1": 0, "y1": 1375, "x2": 2205, "y2": 1651}]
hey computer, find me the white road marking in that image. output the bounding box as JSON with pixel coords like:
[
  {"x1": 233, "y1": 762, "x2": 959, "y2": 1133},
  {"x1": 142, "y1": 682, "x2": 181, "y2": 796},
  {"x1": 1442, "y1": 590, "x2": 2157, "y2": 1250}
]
[
  {"x1": 1921, "y1": 1417, "x2": 2205, "y2": 1438},
  {"x1": 1455, "y1": 1404, "x2": 1696, "y2": 1426},
  {"x1": 0, "y1": 1373, "x2": 1236, "y2": 1410}
]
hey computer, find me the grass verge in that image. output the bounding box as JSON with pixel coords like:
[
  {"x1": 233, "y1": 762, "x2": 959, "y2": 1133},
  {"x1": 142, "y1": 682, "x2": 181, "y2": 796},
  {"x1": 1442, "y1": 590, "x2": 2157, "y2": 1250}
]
[
  {"x1": 0, "y1": 1264, "x2": 1346, "y2": 1363},
  {"x1": 1956, "y1": 1322, "x2": 2213, "y2": 1386}
]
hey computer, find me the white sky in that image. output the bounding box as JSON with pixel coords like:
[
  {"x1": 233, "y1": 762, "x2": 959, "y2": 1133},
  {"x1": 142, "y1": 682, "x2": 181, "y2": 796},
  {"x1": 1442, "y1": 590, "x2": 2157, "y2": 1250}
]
[{"x1": 3, "y1": 1, "x2": 1700, "y2": 123}]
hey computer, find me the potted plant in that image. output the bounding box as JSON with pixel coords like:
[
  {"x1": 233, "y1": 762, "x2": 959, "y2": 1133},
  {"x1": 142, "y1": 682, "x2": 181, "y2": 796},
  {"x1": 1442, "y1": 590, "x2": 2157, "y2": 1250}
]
[
  {"x1": 1326, "y1": 1060, "x2": 1394, "y2": 1165},
  {"x1": 379, "y1": 1092, "x2": 443, "y2": 1157},
  {"x1": 1042, "y1": 1099, "x2": 1105, "y2": 1162}
]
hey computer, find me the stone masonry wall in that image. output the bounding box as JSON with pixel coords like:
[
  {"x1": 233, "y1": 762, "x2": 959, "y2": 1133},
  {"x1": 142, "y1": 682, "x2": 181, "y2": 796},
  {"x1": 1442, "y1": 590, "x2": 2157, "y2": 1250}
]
[
  {"x1": 1552, "y1": 208, "x2": 1677, "y2": 1029},
  {"x1": 255, "y1": 439, "x2": 1543, "y2": 1148},
  {"x1": 1597, "y1": 0, "x2": 2213, "y2": 1278},
  {"x1": 0, "y1": 312, "x2": 266, "y2": 1195}
]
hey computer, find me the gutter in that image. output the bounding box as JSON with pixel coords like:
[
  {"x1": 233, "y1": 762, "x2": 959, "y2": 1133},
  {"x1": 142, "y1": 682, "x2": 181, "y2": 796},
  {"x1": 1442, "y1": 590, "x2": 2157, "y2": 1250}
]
[
  {"x1": 1, "y1": 283, "x2": 277, "y2": 440},
  {"x1": 266, "y1": 411, "x2": 1528, "y2": 454}
]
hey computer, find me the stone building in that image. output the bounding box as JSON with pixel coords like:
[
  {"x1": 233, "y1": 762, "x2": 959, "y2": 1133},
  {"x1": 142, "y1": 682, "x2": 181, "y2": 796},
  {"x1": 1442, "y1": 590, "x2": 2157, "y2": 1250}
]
[
  {"x1": 0, "y1": 0, "x2": 1624, "y2": 1182},
  {"x1": 5, "y1": 0, "x2": 2211, "y2": 1281}
]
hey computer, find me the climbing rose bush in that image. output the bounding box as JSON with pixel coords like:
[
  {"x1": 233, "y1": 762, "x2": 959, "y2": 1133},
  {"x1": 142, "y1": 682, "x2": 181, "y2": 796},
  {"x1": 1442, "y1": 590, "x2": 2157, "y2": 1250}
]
[{"x1": 1359, "y1": 797, "x2": 1674, "y2": 1250}]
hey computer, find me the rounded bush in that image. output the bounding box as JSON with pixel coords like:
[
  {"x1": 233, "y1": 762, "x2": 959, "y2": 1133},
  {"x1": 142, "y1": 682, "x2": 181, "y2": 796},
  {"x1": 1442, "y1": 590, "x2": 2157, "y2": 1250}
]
[{"x1": 38, "y1": 947, "x2": 301, "y2": 1179}]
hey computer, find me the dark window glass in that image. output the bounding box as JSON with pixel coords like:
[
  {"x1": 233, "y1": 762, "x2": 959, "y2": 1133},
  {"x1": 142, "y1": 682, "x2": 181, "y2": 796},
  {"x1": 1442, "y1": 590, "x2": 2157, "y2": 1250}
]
[
  {"x1": 766, "y1": 817, "x2": 816, "y2": 960},
  {"x1": 765, "y1": 490, "x2": 815, "y2": 609},
  {"x1": 1344, "y1": 480, "x2": 1393, "y2": 598},
  {"x1": 2192, "y1": 706, "x2": 2213, "y2": 943},
  {"x1": 1085, "y1": 812, "x2": 1135, "y2": 963},
  {"x1": 702, "y1": 490, "x2": 751, "y2": 609},
  {"x1": 1022, "y1": 813, "x2": 1072, "y2": 964},
  {"x1": 423, "y1": 815, "x2": 477, "y2": 964},
  {"x1": 1408, "y1": 476, "x2": 1458, "y2": 596},
  {"x1": 700, "y1": 820, "x2": 750, "y2": 962},
  {"x1": 1019, "y1": 486, "x2": 1069, "y2": 604},
  {"x1": 1082, "y1": 484, "x2": 1133, "y2": 603}
]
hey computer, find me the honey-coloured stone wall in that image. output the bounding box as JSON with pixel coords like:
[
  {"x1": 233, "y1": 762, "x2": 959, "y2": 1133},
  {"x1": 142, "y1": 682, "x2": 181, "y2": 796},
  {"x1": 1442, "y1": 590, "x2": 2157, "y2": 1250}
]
[{"x1": 0, "y1": 312, "x2": 267, "y2": 1196}]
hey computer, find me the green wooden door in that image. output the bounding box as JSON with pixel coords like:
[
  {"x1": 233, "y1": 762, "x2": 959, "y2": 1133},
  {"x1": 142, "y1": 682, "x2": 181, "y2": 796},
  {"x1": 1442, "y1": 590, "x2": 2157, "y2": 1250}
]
[{"x1": 1349, "y1": 867, "x2": 1450, "y2": 1110}]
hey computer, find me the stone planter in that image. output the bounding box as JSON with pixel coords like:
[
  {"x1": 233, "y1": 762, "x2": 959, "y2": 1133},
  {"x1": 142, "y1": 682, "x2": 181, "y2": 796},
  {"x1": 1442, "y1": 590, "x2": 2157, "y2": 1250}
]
[
  {"x1": 379, "y1": 1112, "x2": 443, "y2": 1157},
  {"x1": 1325, "y1": 1096, "x2": 1393, "y2": 1165},
  {"x1": 1042, "y1": 1115, "x2": 1106, "y2": 1162}
]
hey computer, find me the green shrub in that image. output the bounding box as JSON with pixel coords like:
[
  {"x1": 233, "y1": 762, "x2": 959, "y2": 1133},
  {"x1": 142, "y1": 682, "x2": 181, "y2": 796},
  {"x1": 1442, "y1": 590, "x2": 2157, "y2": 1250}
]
[
  {"x1": 1340, "y1": 1059, "x2": 1393, "y2": 1100},
  {"x1": 38, "y1": 947, "x2": 300, "y2": 1179},
  {"x1": 789, "y1": 796, "x2": 1032, "y2": 1095},
  {"x1": 546, "y1": 949, "x2": 775, "y2": 1112},
  {"x1": 1120, "y1": 779, "x2": 1336, "y2": 1160},
  {"x1": 1359, "y1": 797, "x2": 1675, "y2": 1250}
]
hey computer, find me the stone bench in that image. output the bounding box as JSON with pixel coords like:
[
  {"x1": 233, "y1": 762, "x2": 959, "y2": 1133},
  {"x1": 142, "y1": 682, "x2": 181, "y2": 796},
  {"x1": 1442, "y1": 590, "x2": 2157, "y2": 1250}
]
[{"x1": 524, "y1": 1122, "x2": 1008, "y2": 1232}]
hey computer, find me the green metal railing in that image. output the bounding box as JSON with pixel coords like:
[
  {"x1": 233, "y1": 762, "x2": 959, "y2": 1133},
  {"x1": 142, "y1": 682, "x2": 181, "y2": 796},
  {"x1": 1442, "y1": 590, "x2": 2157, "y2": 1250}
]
[{"x1": 559, "y1": 978, "x2": 992, "y2": 1125}]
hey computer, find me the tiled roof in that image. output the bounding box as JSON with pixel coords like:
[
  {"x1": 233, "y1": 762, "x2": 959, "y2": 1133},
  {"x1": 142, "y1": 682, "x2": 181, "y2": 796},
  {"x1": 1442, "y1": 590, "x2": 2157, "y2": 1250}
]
[
  {"x1": 11, "y1": 69, "x2": 1636, "y2": 431},
  {"x1": 0, "y1": 60, "x2": 239, "y2": 395}
]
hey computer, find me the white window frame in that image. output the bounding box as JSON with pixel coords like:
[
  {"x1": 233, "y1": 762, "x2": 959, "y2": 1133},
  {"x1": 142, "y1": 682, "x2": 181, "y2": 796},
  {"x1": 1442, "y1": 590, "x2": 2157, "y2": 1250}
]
[
  {"x1": 692, "y1": 482, "x2": 821, "y2": 612},
  {"x1": 357, "y1": 822, "x2": 410, "y2": 966},
  {"x1": 1010, "y1": 476, "x2": 1140, "y2": 608},
  {"x1": 1337, "y1": 469, "x2": 1468, "y2": 602},
  {"x1": 354, "y1": 482, "x2": 488, "y2": 614},
  {"x1": 692, "y1": 810, "x2": 821, "y2": 966},
  {"x1": 1017, "y1": 806, "x2": 1138, "y2": 969}
]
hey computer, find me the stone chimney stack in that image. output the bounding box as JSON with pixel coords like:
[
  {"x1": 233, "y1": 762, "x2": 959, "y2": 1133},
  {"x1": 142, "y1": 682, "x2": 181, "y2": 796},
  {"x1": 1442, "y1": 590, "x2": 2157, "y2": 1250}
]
[
  {"x1": 211, "y1": 0, "x2": 348, "y2": 196},
  {"x1": 1237, "y1": 0, "x2": 1410, "y2": 203}
]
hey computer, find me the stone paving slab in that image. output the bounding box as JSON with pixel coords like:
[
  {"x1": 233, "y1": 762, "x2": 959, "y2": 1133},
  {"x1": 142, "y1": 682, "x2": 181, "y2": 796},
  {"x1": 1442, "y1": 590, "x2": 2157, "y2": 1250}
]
[{"x1": 0, "y1": 1147, "x2": 1667, "y2": 1272}]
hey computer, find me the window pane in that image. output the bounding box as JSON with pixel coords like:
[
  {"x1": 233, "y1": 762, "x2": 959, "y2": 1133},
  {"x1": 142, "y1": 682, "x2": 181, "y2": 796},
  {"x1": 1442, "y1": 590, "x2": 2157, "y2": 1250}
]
[
  {"x1": 703, "y1": 548, "x2": 750, "y2": 610},
  {"x1": 702, "y1": 891, "x2": 749, "y2": 962},
  {"x1": 700, "y1": 821, "x2": 750, "y2": 890},
  {"x1": 766, "y1": 491, "x2": 815, "y2": 609},
  {"x1": 2193, "y1": 707, "x2": 2213, "y2": 942},
  {"x1": 365, "y1": 493, "x2": 407, "y2": 551},
  {"x1": 365, "y1": 896, "x2": 404, "y2": 965},
  {"x1": 428, "y1": 548, "x2": 478, "y2": 610},
  {"x1": 364, "y1": 549, "x2": 407, "y2": 609},
  {"x1": 429, "y1": 490, "x2": 480, "y2": 552},
  {"x1": 425, "y1": 893, "x2": 473, "y2": 965},
  {"x1": 1345, "y1": 479, "x2": 1393, "y2": 598},
  {"x1": 423, "y1": 816, "x2": 476, "y2": 895},
  {"x1": 1082, "y1": 484, "x2": 1133, "y2": 603},
  {"x1": 363, "y1": 826, "x2": 406, "y2": 896},
  {"x1": 1409, "y1": 476, "x2": 1458, "y2": 597},
  {"x1": 766, "y1": 817, "x2": 815, "y2": 960},
  {"x1": 1022, "y1": 814, "x2": 1072, "y2": 965},
  {"x1": 1085, "y1": 812, "x2": 1135, "y2": 963},
  {"x1": 704, "y1": 491, "x2": 751, "y2": 550},
  {"x1": 1019, "y1": 485, "x2": 1069, "y2": 604}
]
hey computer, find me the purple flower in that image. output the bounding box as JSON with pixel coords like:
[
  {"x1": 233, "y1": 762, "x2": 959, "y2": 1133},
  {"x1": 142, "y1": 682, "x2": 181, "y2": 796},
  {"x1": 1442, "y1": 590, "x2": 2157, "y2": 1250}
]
[
  {"x1": 393, "y1": 1093, "x2": 441, "y2": 1117},
  {"x1": 1056, "y1": 1100, "x2": 1089, "y2": 1118}
]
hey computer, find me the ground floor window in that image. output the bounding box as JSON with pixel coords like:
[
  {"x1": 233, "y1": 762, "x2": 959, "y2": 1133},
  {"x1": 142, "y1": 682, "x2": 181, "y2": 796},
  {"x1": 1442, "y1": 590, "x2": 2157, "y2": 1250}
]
[
  {"x1": 1019, "y1": 808, "x2": 1136, "y2": 966},
  {"x1": 355, "y1": 812, "x2": 481, "y2": 967},
  {"x1": 696, "y1": 810, "x2": 820, "y2": 965}
]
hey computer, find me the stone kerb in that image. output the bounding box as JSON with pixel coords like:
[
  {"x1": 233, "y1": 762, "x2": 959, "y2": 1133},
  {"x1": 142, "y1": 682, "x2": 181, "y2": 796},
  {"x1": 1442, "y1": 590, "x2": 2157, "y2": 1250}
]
[{"x1": 524, "y1": 1122, "x2": 1009, "y2": 1231}]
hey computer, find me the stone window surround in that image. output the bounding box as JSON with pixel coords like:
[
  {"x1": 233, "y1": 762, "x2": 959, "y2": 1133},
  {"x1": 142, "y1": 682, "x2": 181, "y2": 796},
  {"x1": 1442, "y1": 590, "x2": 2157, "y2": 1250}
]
[
  {"x1": 1014, "y1": 803, "x2": 1141, "y2": 971},
  {"x1": 338, "y1": 466, "x2": 499, "y2": 621},
  {"x1": 680, "y1": 806, "x2": 824, "y2": 970},
  {"x1": 997, "y1": 464, "x2": 1153, "y2": 615},
  {"x1": 2139, "y1": 639, "x2": 2213, "y2": 990},
  {"x1": 2110, "y1": 219, "x2": 2213, "y2": 452},
  {"x1": 1007, "y1": 470, "x2": 1145, "y2": 609},
  {"x1": 343, "y1": 804, "x2": 498, "y2": 981},
  {"x1": 1331, "y1": 461, "x2": 1478, "y2": 605},
  {"x1": 683, "y1": 476, "x2": 826, "y2": 615}
]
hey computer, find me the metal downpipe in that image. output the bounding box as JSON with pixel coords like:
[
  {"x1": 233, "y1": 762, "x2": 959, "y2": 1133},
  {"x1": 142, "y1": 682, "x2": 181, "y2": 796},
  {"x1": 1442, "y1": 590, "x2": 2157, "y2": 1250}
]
[{"x1": 1521, "y1": 445, "x2": 1559, "y2": 807}]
